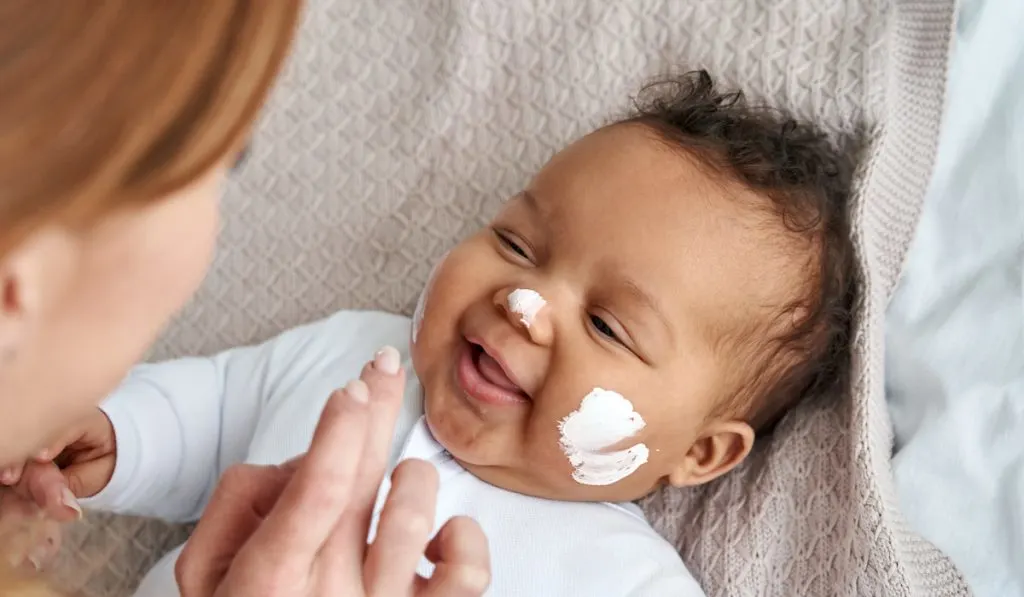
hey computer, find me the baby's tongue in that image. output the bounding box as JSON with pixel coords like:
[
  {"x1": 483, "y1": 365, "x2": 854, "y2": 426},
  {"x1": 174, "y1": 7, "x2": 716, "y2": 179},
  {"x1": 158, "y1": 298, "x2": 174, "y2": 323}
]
[{"x1": 476, "y1": 350, "x2": 521, "y2": 391}]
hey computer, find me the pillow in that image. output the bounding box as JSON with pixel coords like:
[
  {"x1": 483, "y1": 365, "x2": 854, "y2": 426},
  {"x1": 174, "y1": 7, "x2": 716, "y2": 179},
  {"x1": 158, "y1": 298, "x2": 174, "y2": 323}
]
[{"x1": 56, "y1": 1, "x2": 968, "y2": 595}]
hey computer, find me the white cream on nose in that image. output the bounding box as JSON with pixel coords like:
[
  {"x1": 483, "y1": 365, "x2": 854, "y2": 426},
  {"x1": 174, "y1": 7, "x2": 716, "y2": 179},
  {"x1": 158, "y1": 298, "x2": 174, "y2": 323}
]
[{"x1": 507, "y1": 288, "x2": 546, "y2": 328}]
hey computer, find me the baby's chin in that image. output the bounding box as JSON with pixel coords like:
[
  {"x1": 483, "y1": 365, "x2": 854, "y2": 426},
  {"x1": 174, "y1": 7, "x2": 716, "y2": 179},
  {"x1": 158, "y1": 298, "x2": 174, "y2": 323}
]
[
  {"x1": 419, "y1": 389, "x2": 465, "y2": 455},
  {"x1": 420, "y1": 402, "x2": 449, "y2": 450},
  {"x1": 420, "y1": 390, "x2": 502, "y2": 468},
  {"x1": 422, "y1": 397, "x2": 657, "y2": 501}
]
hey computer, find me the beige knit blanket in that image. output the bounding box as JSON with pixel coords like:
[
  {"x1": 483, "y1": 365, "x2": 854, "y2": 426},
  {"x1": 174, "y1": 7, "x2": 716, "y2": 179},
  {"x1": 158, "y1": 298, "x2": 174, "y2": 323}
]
[{"x1": 53, "y1": 1, "x2": 970, "y2": 595}]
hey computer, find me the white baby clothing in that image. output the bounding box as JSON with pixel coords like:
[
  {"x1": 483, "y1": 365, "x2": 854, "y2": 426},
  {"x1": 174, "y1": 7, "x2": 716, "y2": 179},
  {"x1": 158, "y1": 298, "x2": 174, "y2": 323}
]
[{"x1": 81, "y1": 310, "x2": 703, "y2": 596}]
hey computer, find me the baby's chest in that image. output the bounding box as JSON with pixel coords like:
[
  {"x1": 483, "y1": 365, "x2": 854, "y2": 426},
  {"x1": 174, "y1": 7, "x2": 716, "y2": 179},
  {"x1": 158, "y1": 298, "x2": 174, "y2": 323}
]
[{"x1": 393, "y1": 466, "x2": 681, "y2": 596}]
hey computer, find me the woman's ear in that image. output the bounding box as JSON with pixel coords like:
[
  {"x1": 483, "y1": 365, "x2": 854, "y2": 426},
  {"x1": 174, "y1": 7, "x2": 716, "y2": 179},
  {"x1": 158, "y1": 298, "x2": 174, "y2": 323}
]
[
  {"x1": 0, "y1": 229, "x2": 78, "y2": 359},
  {"x1": 667, "y1": 420, "x2": 755, "y2": 487}
]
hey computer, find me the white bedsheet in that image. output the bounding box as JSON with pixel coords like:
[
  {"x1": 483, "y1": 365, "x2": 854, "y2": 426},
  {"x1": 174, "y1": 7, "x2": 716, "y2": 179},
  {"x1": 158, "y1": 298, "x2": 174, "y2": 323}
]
[{"x1": 885, "y1": 0, "x2": 1024, "y2": 595}]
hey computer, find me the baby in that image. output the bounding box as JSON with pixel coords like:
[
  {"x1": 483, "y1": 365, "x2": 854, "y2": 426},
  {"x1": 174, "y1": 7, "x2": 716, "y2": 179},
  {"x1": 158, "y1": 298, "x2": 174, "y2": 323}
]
[{"x1": 11, "y1": 70, "x2": 855, "y2": 595}]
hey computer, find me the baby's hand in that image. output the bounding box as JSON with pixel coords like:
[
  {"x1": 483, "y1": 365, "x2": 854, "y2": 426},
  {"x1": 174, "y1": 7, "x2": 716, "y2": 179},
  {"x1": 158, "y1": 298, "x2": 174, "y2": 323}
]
[
  {"x1": 1, "y1": 409, "x2": 116, "y2": 521},
  {"x1": 0, "y1": 489, "x2": 61, "y2": 573},
  {"x1": 0, "y1": 410, "x2": 114, "y2": 573}
]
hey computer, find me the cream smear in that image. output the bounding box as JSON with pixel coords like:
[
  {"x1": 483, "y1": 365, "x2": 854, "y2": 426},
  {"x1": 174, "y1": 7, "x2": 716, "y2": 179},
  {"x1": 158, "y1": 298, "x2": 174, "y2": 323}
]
[
  {"x1": 411, "y1": 253, "x2": 447, "y2": 344},
  {"x1": 558, "y1": 388, "x2": 649, "y2": 486},
  {"x1": 507, "y1": 288, "x2": 546, "y2": 328}
]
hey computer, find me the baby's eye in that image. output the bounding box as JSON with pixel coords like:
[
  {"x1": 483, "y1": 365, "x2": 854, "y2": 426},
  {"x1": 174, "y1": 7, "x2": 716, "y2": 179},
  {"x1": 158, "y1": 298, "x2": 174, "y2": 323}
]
[
  {"x1": 495, "y1": 230, "x2": 530, "y2": 260},
  {"x1": 589, "y1": 314, "x2": 621, "y2": 343}
]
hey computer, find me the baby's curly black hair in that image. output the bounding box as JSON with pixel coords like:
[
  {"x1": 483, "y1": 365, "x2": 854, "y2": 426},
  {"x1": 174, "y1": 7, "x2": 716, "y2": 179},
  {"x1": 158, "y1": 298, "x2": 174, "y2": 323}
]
[{"x1": 620, "y1": 70, "x2": 856, "y2": 432}]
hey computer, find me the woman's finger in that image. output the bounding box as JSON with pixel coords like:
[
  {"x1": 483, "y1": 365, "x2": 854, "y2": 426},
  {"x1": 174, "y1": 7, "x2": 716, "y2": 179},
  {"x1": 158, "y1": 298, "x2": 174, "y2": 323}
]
[
  {"x1": 354, "y1": 347, "x2": 406, "y2": 502},
  {"x1": 362, "y1": 459, "x2": 439, "y2": 595},
  {"x1": 175, "y1": 463, "x2": 293, "y2": 597},
  {"x1": 417, "y1": 516, "x2": 491, "y2": 597},
  {"x1": 327, "y1": 346, "x2": 407, "y2": 550},
  {"x1": 242, "y1": 381, "x2": 371, "y2": 566}
]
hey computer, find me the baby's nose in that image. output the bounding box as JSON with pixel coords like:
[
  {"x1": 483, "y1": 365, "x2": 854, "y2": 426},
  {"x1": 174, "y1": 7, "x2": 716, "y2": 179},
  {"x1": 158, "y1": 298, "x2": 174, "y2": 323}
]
[
  {"x1": 507, "y1": 288, "x2": 546, "y2": 329},
  {"x1": 495, "y1": 287, "x2": 553, "y2": 345}
]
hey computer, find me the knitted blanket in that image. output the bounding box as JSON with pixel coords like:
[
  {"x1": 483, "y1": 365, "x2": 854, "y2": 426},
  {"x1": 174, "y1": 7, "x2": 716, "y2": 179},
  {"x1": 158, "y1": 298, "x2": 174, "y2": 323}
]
[{"x1": 54, "y1": 1, "x2": 970, "y2": 595}]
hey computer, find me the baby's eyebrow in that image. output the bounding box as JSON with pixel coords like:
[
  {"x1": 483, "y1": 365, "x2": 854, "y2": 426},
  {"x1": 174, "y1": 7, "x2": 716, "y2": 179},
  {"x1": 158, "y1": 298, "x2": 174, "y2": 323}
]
[
  {"x1": 514, "y1": 189, "x2": 553, "y2": 233},
  {"x1": 619, "y1": 277, "x2": 674, "y2": 340},
  {"x1": 520, "y1": 189, "x2": 540, "y2": 211}
]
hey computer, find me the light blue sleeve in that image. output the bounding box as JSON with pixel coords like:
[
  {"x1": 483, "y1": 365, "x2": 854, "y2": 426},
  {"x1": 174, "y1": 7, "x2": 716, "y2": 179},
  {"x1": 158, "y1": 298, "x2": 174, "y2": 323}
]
[{"x1": 79, "y1": 310, "x2": 397, "y2": 523}]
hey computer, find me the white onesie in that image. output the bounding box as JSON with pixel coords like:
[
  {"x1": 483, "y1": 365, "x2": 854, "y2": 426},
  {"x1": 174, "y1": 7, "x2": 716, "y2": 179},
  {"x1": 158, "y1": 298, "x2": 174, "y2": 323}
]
[{"x1": 81, "y1": 310, "x2": 704, "y2": 597}]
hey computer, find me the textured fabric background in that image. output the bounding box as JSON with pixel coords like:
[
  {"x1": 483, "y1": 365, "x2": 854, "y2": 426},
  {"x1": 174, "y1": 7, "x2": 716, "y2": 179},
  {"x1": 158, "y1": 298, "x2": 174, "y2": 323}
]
[{"x1": 54, "y1": 0, "x2": 970, "y2": 595}]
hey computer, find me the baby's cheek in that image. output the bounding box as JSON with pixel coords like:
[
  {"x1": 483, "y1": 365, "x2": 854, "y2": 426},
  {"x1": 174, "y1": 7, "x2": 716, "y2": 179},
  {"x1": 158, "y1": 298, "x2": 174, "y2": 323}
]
[
  {"x1": 528, "y1": 422, "x2": 578, "y2": 474},
  {"x1": 411, "y1": 251, "x2": 450, "y2": 346},
  {"x1": 535, "y1": 384, "x2": 650, "y2": 488}
]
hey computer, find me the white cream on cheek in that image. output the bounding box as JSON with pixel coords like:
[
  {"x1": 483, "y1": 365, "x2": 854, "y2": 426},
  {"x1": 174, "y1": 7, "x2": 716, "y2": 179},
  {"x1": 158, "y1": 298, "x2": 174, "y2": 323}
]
[
  {"x1": 558, "y1": 388, "x2": 649, "y2": 486},
  {"x1": 411, "y1": 252, "x2": 448, "y2": 344},
  {"x1": 507, "y1": 288, "x2": 546, "y2": 328}
]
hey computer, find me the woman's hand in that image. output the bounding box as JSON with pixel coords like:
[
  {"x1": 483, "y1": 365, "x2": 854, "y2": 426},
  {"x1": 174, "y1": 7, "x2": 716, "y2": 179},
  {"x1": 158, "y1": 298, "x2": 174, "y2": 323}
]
[{"x1": 175, "y1": 346, "x2": 491, "y2": 597}]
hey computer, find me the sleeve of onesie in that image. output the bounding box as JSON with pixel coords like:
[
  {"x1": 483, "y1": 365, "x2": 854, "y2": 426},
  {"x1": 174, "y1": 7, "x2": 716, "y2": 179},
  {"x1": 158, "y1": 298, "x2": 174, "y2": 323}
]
[{"x1": 77, "y1": 318, "x2": 332, "y2": 523}]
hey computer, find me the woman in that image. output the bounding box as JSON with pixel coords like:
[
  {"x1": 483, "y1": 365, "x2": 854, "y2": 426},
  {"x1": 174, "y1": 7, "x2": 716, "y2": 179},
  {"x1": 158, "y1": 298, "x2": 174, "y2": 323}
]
[{"x1": 0, "y1": 2, "x2": 489, "y2": 595}]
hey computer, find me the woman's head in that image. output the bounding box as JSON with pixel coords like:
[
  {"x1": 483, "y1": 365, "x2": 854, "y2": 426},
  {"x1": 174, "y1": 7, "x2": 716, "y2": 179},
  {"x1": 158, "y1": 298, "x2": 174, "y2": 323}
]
[{"x1": 0, "y1": 1, "x2": 302, "y2": 464}]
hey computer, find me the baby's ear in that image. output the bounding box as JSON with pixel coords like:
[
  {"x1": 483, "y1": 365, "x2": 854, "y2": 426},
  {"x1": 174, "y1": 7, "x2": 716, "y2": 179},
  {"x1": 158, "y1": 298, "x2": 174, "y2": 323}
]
[{"x1": 667, "y1": 420, "x2": 755, "y2": 487}]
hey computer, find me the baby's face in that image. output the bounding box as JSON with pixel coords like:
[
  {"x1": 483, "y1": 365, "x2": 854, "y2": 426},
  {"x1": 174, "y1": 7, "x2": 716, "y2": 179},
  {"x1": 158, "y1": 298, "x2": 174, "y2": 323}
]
[{"x1": 413, "y1": 124, "x2": 788, "y2": 502}]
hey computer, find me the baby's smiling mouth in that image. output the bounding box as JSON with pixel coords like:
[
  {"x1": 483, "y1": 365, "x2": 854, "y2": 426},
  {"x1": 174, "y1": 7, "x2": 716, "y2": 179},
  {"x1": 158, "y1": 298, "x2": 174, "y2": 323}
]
[
  {"x1": 456, "y1": 339, "x2": 532, "y2": 406},
  {"x1": 473, "y1": 342, "x2": 524, "y2": 394}
]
